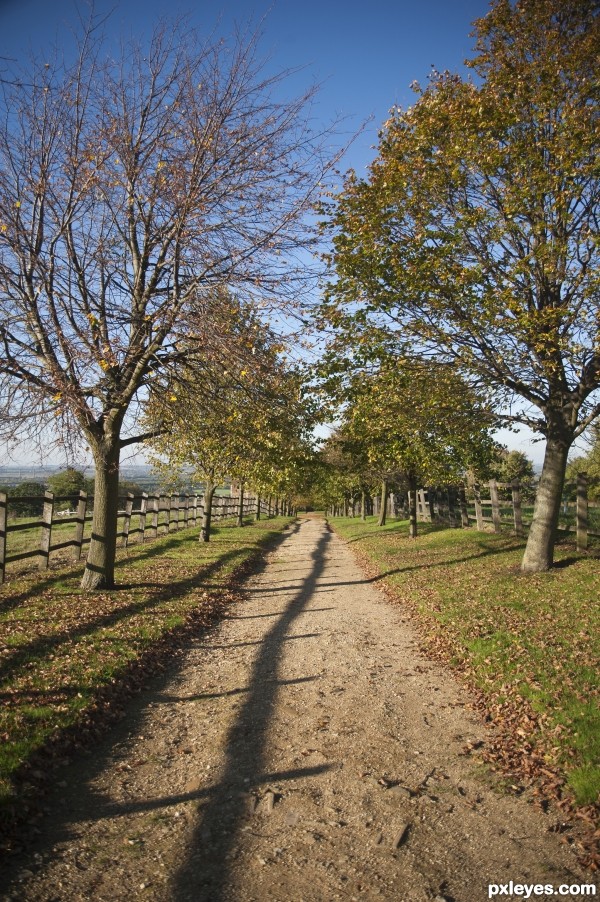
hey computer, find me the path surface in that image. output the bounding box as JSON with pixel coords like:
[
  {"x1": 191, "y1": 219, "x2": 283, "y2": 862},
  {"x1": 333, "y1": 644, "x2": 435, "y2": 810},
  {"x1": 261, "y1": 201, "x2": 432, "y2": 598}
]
[{"x1": 1, "y1": 516, "x2": 590, "y2": 901}]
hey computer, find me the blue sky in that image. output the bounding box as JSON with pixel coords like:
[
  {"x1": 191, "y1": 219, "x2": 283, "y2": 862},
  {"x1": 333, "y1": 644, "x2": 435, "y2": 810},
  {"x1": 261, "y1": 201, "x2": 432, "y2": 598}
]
[
  {"x1": 1, "y1": 0, "x2": 489, "y2": 175},
  {"x1": 0, "y1": 0, "x2": 549, "y2": 466}
]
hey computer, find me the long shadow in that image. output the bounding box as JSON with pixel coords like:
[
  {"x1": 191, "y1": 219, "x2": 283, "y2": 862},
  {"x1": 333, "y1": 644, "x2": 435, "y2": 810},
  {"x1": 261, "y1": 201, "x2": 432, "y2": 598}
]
[
  {"x1": 152, "y1": 674, "x2": 319, "y2": 703},
  {"x1": 232, "y1": 540, "x2": 516, "y2": 598},
  {"x1": 202, "y1": 632, "x2": 321, "y2": 650},
  {"x1": 227, "y1": 607, "x2": 334, "y2": 620},
  {"x1": 171, "y1": 523, "x2": 333, "y2": 900},
  {"x1": 0, "y1": 532, "x2": 200, "y2": 616},
  {"x1": 0, "y1": 544, "x2": 249, "y2": 685},
  {"x1": 0, "y1": 519, "x2": 294, "y2": 615},
  {"x1": 0, "y1": 523, "x2": 302, "y2": 692},
  {"x1": 0, "y1": 674, "x2": 319, "y2": 704},
  {"x1": 0, "y1": 567, "x2": 90, "y2": 616},
  {"x1": 0, "y1": 523, "x2": 302, "y2": 889}
]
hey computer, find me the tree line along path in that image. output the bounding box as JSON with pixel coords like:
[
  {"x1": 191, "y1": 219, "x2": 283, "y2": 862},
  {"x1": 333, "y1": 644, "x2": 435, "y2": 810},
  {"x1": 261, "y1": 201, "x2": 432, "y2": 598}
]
[{"x1": 0, "y1": 515, "x2": 591, "y2": 902}]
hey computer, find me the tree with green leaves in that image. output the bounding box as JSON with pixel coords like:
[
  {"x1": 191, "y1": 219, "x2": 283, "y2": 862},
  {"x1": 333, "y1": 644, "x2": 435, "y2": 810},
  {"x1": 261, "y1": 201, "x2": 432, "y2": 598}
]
[
  {"x1": 47, "y1": 468, "x2": 86, "y2": 509},
  {"x1": 338, "y1": 361, "x2": 498, "y2": 535},
  {"x1": 321, "y1": 0, "x2": 599, "y2": 571},
  {"x1": 146, "y1": 295, "x2": 315, "y2": 540},
  {"x1": 493, "y1": 449, "x2": 536, "y2": 500},
  {"x1": 0, "y1": 18, "x2": 335, "y2": 589},
  {"x1": 1, "y1": 481, "x2": 47, "y2": 518}
]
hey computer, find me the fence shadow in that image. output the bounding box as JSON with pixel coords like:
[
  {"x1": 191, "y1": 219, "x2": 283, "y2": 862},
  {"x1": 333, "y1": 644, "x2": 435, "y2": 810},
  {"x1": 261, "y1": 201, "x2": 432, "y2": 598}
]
[
  {"x1": 0, "y1": 522, "x2": 298, "y2": 685},
  {"x1": 0, "y1": 522, "x2": 300, "y2": 890}
]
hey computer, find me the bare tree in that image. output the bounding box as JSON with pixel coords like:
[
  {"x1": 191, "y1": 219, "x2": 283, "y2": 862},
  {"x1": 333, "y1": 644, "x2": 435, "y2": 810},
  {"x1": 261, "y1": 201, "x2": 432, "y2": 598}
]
[{"x1": 0, "y1": 18, "x2": 334, "y2": 589}]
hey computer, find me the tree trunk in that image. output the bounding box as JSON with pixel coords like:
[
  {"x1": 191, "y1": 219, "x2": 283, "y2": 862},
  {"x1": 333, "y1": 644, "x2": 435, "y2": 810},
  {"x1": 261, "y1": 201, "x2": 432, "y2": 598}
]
[
  {"x1": 200, "y1": 481, "x2": 216, "y2": 542},
  {"x1": 378, "y1": 479, "x2": 388, "y2": 527},
  {"x1": 81, "y1": 438, "x2": 121, "y2": 590},
  {"x1": 521, "y1": 432, "x2": 571, "y2": 572},
  {"x1": 408, "y1": 476, "x2": 418, "y2": 538},
  {"x1": 236, "y1": 481, "x2": 245, "y2": 527},
  {"x1": 361, "y1": 490, "x2": 367, "y2": 521},
  {"x1": 256, "y1": 493, "x2": 261, "y2": 520}
]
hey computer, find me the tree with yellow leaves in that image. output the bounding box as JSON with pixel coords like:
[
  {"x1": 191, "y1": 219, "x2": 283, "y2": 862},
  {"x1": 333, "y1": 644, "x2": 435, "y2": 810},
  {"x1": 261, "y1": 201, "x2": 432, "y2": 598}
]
[
  {"x1": 146, "y1": 295, "x2": 315, "y2": 540},
  {"x1": 0, "y1": 17, "x2": 336, "y2": 588},
  {"x1": 321, "y1": 0, "x2": 599, "y2": 570}
]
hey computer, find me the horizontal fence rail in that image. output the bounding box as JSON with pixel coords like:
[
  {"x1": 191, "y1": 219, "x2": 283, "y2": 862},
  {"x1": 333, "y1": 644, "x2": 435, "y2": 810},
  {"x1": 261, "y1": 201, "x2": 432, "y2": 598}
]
[
  {"x1": 331, "y1": 474, "x2": 599, "y2": 551},
  {"x1": 0, "y1": 489, "x2": 288, "y2": 584}
]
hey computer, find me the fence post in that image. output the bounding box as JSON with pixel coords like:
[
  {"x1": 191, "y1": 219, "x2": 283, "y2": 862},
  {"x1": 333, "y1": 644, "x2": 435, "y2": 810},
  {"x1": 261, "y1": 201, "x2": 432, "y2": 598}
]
[
  {"x1": 122, "y1": 493, "x2": 134, "y2": 547},
  {"x1": 511, "y1": 480, "x2": 524, "y2": 538},
  {"x1": 192, "y1": 494, "x2": 198, "y2": 527},
  {"x1": 151, "y1": 494, "x2": 160, "y2": 538},
  {"x1": 74, "y1": 490, "x2": 88, "y2": 559},
  {"x1": 489, "y1": 480, "x2": 502, "y2": 533},
  {"x1": 447, "y1": 487, "x2": 458, "y2": 527},
  {"x1": 577, "y1": 472, "x2": 588, "y2": 552},
  {"x1": 39, "y1": 491, "x2": 54, "y2": 569},
  {"x1": 459, "y1": 484, "x2": 469, "y2": 528},
  {"x1": 427, "y1": 489, "x2": 435, "y2": 522},
  {"x1": 183, "y1": 494, "x2": 190, "y2": 529},
  {"x1": 473, "y1": 484, "x2": 484, "y2": 531},
  {"x1": 139, "y1": 492, "x2": 148, "y2": 543},
  {"x1": 417, "y1": 489, "x2": 431, "y2": 522},
  {"x1": 0, "y1": 492, "x2": 6, "y2": 584},
  {"x1": 165, "y1": 494, "x2": 172, "y2": 533},
  {"x1": 172, "y1": 494, "x2": 181, "y2": 531}
]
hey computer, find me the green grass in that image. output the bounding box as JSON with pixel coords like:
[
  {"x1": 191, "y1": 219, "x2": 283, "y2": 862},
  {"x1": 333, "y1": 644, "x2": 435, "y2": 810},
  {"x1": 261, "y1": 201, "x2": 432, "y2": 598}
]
[
  {"x1": 0, "y1": 516, "x2": 292, "y2": 818},
  {"x1": 3, "y1": 510, "x2": 204, "y2": 572},
  {"x1": 331, "y1": 516, "x2": 600, "y2": 809}
]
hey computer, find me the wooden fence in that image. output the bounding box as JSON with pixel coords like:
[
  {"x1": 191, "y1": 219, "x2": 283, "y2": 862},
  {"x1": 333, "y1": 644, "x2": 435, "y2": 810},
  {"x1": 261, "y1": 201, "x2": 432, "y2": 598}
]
[
  {"x1": 415, "y1": 475, "x2": 599, "y2": 550},
  {"x1": 0, "y1": 490, "x2": 282, "y2": 584},
  {"x1": 343, "y1": 474, "x2": 599, "y2": 550}
]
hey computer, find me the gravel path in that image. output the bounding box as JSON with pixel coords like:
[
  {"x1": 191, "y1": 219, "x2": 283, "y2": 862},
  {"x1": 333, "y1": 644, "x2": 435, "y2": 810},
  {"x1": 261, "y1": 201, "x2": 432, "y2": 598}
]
[{"x1": 1, "y1": 516, "x2": 591, "y2": 901}]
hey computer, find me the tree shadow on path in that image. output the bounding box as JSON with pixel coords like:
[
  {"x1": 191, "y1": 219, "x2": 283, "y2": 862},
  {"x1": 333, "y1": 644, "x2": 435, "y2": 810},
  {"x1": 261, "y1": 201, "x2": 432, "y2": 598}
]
[{"x1": 171, "y1": 521, "x2": 333, "y2": 901}]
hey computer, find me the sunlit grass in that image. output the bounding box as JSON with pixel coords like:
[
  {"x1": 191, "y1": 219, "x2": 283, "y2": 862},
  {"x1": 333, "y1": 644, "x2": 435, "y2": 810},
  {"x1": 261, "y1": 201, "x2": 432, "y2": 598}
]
[
  {"x1": 0, "y1": 516, "x2": 292, "y2": 818},
  {"x1": 332, "y1": 515, "x2": 600, "y2": 807}
]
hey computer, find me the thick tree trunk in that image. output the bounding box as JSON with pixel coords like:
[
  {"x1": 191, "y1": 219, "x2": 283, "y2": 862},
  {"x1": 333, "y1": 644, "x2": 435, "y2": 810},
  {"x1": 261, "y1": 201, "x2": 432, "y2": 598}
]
[
  {"x1": 378, "y1": 479, "x2": 388, "y2": 527},
  {"x1": 81, "y1": 438, "x2": 121, "y2": 590},
  {"x1": 521, "y1": 432, "x2": 571, "y2": 572},
  {"x1": 200, "y1": 481, "x2": 216, "y2": 543},
  {"x1": 408, "y1": 476, "x2": 418, "y2": 539},
  {"x1": 256, "y1": 493, "x2": 261, "y2": 520}
]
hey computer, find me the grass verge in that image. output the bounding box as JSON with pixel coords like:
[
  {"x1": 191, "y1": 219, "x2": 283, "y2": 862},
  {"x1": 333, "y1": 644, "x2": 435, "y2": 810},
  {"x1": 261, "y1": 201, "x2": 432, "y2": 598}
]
[
  {"x1": 0, "y1": 516, "x2": 293, "y2": 837},
  {"x1": 331, "y1": 517, "x2": 599, "y2": 840}
]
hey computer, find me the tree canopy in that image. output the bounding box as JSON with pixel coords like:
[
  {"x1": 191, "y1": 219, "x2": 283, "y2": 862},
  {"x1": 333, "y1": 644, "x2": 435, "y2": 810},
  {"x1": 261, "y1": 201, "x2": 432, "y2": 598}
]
[
  {"x1": 317, "y1": 359, "x2": 497, "y2": 531},
  {"x1": 145, "y1": 293, "x2": 316, "y2": 538},
  {"x1": 0, "y1": 17, "x2": 335, "y2": 587},
  {"x1": 320, "y1": 0, "x2": 599, "y2": 571}
]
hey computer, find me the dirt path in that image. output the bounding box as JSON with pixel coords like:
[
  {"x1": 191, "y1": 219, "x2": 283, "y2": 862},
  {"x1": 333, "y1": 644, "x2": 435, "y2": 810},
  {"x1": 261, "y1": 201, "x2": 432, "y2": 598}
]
[{"x1": 1, "y1": 516, "x2": 592, "y2": 901}]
